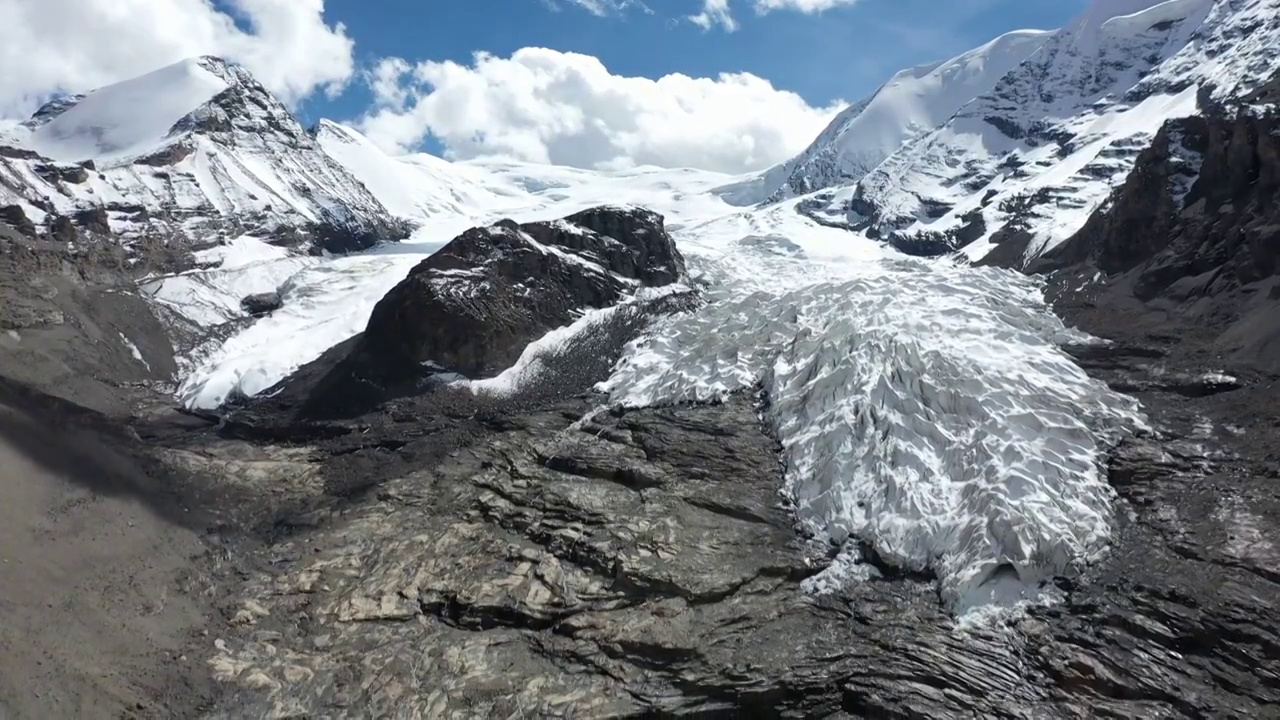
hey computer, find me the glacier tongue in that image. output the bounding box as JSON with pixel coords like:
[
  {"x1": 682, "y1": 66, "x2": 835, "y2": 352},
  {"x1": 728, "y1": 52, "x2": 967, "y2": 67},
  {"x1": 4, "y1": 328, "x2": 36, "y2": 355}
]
[{"x1": 601, "y1": 249, "x2": 1144, "y2": 612}]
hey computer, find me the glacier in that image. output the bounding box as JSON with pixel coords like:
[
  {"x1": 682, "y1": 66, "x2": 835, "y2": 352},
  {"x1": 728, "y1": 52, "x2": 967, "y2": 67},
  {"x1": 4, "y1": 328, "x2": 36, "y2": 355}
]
[
  {"x1": 164, "y1": 145, "x2": 1147, "y2": 614},
  {"x1": 601, "y1": 242, "x2": 1144, "y2": 612}
]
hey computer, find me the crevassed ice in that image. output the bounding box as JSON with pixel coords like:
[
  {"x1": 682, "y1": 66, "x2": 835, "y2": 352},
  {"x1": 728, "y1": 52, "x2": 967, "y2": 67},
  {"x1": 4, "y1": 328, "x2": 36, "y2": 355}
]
[{"x1": 600, "y1": 251, "x2": 1144, "y2": 612}]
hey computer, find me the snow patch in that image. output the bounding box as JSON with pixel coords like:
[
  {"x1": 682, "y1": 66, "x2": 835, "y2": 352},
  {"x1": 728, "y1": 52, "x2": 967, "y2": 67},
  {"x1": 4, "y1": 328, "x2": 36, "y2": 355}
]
[
  {"x1": 119, "y1": 332, "x2": 151, "y2": 371},
  {"x1": 464, "y1": 285, "x2": 691, "y2": 398}
]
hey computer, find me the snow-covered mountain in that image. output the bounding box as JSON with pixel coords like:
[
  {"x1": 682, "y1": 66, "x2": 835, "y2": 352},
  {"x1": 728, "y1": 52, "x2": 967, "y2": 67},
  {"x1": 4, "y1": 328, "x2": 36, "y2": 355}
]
[
  {"x1": 718, "y1": 28, "x2": 1052, "y2": 206},
  {"x1": 747, "y1": 0, "x2": 1280, "y2": 266},
  {"x1": 5, "y1": 15, "x2": 1252, "y2": 620},
  {"x1": 312, "y1": 119, "x2": 525, "y2": 224},
  {"x1": 0, "y1": 56, "x2": 408, "y2": 254}
]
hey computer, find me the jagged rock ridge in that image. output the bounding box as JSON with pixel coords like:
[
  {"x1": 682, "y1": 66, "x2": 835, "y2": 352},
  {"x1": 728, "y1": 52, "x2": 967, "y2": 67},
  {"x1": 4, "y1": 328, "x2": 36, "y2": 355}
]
[{"x1": 1038, "y1": 95, "x2": 1280, "y2": 368}]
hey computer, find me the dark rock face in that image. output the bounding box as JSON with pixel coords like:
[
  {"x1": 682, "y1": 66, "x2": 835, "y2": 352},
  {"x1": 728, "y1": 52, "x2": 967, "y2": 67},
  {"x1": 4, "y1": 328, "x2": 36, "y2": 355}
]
[
  {"x1": 361, "y1": 206, "x2": 685, "y2": 380},
  {"x1": 49, "y1": 215, "x2": 77, "y2": 243},
  {"x1": 0, "y1": 234, "x2": 182, "y2": 414},
  {"x1": 73, "y1": 206, "x2": 111, "y2": 235},
  {"x1": 0, "y1": 205, "x2": 37, "y2": 237},
  {"x1": 0, "y1": 145, "x2": 42, "y2": 160},
  {"x1": 306, "y1": 215, "x2": 413, "y2": 255},
  {"x1": 252, "y1": 206, "x2": 692, "y2": 418},
  {"x1": 34, "y1": 163, "x2": 90, "y2": 184},
  {"x1": 1037, "y1": 107, "x2": 1280, "y2": 370},
  {"x1": 240, "y1": 291, "x2": 282, "y2": 317},
  {"x1": 134, "y1": 140, "x2": 196, "y2": 167},
  {"x1": 22, "y1": 94, "x2": 85, "y2": 130}
]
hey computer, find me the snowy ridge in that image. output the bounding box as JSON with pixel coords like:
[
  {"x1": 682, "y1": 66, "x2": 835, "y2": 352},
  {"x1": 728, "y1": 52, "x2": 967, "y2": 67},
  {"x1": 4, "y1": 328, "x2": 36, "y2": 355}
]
[
  {"x1": 27, "y1": 58, "x2": 229, "y2": 163},
  {"x1": 721, "y1": 28, "x2": 1051, "y2": 206},
  {"x1": 0, "y1": 57, "x2": 404, "y2": 251},
  {"x1": 313, "y1": 120, "x2": 524, "y2": 224},
  {"x1": 850, "y1": 0, "x2": 1222, "y2": 261},
  {"x1": 763, "y1": 0, "x2": 1280, "y2": 265}
]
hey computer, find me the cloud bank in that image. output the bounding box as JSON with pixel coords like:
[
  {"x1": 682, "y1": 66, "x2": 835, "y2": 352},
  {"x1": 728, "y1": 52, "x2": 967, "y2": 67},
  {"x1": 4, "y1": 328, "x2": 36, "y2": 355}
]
[{"x1": 358, "y1": 48, "x2": 843, "y2": 174}]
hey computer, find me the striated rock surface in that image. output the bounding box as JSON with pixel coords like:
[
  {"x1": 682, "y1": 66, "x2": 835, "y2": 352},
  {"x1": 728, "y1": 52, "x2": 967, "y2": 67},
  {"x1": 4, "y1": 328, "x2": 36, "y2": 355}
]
[{"x1": 196, "y1": 364, "x2": 1279, "y2": 718}]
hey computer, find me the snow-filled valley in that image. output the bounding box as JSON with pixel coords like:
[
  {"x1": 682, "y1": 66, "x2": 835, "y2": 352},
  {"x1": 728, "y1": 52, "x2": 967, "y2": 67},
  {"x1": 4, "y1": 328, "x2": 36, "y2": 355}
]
[
  {"x1": 161, "y1": 148, "x2": 1145, "y2": 615},
  {"x1": 21, "y1": 0, "x2": 1280, "y2": 618}
]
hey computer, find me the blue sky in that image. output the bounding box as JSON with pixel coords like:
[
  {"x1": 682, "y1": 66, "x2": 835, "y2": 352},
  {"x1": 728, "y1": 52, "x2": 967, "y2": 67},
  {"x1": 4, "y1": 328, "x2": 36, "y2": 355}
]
[{"x1": 299, "y1": 0, "x2": 1089, "y2": 127}]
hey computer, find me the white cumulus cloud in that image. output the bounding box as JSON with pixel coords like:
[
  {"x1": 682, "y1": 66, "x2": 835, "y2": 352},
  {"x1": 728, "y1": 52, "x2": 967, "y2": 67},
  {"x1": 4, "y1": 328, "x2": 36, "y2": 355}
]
[
  {"x1": 0, "y1": 0, "x2": 354, "y2": 117},
  {"x1": 357, "y1": 48, "x2": 842, "y2": 174},
  {"x1": 692, "y1": 0, "x2": 860, "y2": 31}
]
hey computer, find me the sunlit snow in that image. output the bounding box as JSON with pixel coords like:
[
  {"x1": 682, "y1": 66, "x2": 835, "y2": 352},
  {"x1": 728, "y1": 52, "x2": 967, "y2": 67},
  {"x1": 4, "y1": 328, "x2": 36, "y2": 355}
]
[{"x1": 28, "y1": 57, "x2": 228, "y2": 162}]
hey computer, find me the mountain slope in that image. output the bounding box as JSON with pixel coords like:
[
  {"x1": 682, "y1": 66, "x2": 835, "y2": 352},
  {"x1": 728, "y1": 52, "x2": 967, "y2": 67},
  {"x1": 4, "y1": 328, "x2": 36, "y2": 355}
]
[
  {"x1": 719, "y1": 28, "x2": 1051, "y2": 206},
  {"x1": 1038, "y1": 103, "x2": 1280, "y2": 367},
  {"x1": 313, "y1": 120, "x2": 521, "y2": 224},
  {"x1": 0, "y1": 57, "x2": 408, "y2": 254},
  {"x1": 790, "y1": 0, "x2": 1280, "y2": 265}
]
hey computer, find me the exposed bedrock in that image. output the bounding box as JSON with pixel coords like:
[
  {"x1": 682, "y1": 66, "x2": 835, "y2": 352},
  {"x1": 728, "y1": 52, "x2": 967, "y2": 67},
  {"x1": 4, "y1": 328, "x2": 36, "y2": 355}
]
[
  {"x1": 1036, "y1": 108, "x2": 1280, "y2": 370},
  {"x1": 245, "y1": 205, "x2": 694, "y2": 420}
]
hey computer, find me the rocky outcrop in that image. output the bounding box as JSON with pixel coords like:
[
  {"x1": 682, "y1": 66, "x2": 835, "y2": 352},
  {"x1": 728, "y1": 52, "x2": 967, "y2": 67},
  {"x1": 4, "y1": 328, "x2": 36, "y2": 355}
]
[
  {"x1": 362, "y1": 206, "x2": 685, "y2": 377},
  {"x1": 306, "y1": 215, "x2": 413, "y2": 255},
  {"x1": 0, "y1": 205, "x2": 36, "y2": 237},
  {"x1": 1036, "y1": 106, "x2": 1280, "y2": 369},
  {"x1": 239, "y1": 291, "x2": 282, "y2": 317},
  {"x1": 258, "y1": 206, "x2": 691, "y2": 419},
  {"x1": 73, "y1": 206, "x2": 111, "y2": 236}
]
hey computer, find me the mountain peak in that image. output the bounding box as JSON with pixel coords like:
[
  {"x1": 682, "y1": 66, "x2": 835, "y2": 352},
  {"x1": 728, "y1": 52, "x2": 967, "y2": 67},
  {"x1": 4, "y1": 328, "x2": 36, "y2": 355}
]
[
  {"x1": 24, "y1": 58, "x2": 231, "y2": 162},
  {"x1": 191, "y1": 55, "x2": 263, "y2": 92},
  {"x1": 726, "y1": 25, "x2": 1051, "y2": 206}
]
